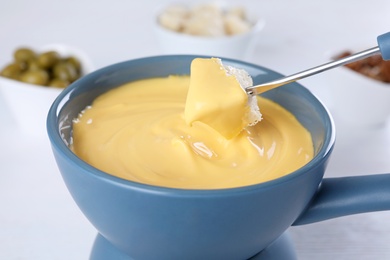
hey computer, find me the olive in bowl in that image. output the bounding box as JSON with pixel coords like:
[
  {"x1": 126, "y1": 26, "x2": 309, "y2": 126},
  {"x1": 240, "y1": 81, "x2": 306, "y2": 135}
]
[
  {"x1": 1, "y1": 47, "x2": 83, "y2": 88},
  {"x1": 0, "y1": 44, "x2": 94, "y2": 136}
]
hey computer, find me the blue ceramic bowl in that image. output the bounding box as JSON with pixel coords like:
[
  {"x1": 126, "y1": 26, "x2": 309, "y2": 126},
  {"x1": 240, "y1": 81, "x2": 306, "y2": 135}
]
[{"x1": 47, "y1": 55, "x2": 387, "y2": 260}]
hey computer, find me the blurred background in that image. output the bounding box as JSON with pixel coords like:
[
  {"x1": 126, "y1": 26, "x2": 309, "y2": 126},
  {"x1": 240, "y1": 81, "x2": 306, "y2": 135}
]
[
  {"x1": 1, "y1": 0, "x2": 390, "y2": 259},
  {"x1": 1, "y1": 0, "x2": 387, "y2": 71}
]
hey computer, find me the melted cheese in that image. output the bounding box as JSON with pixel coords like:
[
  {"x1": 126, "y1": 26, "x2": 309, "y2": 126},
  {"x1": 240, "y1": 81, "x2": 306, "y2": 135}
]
[{"x1": 71, "y1": 75, "x2": 313, "y2": 189}]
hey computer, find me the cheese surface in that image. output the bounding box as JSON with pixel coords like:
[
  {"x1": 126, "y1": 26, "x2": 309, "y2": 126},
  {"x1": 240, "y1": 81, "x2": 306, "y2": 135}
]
[{"x1": 71, "y1": 75, "x2": 313, "y2": 189}]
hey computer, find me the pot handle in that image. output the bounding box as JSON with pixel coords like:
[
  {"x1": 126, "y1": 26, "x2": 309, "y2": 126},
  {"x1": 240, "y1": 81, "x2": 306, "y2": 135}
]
[{"x1": 293, "y1": 173, "x2": 390, "y2": 225}]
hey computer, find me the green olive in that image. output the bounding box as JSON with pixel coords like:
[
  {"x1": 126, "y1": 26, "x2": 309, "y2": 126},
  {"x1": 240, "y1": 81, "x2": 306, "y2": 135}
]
[
  {"x1": 5, "y1": 46, "x2": 84, "y2": 88},
  {"x1": 48, "y1": 78, "x2": 69, "y2": 88},
  {"x1": 37, "y1": 51, "x2": 60, "y2": 69},
  {"x1": 19, "y1": 70, "x2": 49, "y2": 85},
  {"x1": 53, "y1": 62, "x2": 78, "y2": 82},
  {"x1": 14, "y1": 60, "x2": 28, "y2": 71},
  {"x1": 66, "y1": 56, "x2": 82, "y2": 73},
  {"x1": 14, "y1": 48, "x2": 36, "y2": 62},
  {"x1": 0, "y1": 63, "x2": 23, "y2": 79},
  {"x1": 26, "y1": 59, "x2": 41, "y2": 71}
]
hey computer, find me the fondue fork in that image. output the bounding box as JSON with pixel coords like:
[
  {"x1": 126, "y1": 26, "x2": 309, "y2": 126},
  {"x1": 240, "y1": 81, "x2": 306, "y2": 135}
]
[{"x1": 245, "y1": 32, "x2": 390, "y2": 96}]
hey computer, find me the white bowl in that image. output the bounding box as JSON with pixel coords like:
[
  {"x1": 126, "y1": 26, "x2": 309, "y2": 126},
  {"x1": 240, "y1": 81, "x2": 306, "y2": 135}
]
[
  {"x1": 325, "y1": 49, "x2": 390, "y2": 128},
  {"x1": 154, "y1": 3, "x2": 265, "y2": 60},
  {"x1": 0, "y1": 44, "x2": 94, "y2": 136}
]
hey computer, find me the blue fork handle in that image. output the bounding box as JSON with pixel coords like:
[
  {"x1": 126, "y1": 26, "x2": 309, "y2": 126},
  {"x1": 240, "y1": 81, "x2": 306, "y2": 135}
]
[
  {"x1": 378, "y1": 31, "x2": 390, "y2": 60},
  {"x1": 246, "y1": 32, "x2": 390, "y2": 96}
]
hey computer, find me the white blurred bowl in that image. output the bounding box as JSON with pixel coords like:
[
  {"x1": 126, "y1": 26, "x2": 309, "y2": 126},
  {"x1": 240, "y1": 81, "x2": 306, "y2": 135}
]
[
  {"x1": 325, "y1": 49, "x2": 390, "y2": 128},
  {"x1": 0, "y1": 44, "x2": 94, "y2": 136},
  {"x1": 154, "y1": 3, "x2": 265, "y2": 60}
]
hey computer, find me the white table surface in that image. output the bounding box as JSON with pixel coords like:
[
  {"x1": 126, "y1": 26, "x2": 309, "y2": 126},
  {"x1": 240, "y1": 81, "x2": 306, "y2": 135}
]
[{"x1": 1, "y1": 0, "x2": 390, "y2": 259}]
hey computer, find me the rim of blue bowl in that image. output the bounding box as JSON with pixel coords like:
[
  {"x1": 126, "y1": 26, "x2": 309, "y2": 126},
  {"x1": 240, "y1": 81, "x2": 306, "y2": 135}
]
[{"x1": 47, "y1": 55, "x2": 336, "y2": 196}]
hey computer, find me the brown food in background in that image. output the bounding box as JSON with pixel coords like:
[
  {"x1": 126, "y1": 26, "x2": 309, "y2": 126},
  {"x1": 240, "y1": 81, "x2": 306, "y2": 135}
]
[{"x1": 335, "y1": 51, "x2": 390, "y2": 83}]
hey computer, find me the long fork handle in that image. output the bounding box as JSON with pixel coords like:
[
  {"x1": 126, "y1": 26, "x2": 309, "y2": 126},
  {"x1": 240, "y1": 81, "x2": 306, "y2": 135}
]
[{"x1": 246, "y1": 32, "x2": 390, "y2": 96}]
